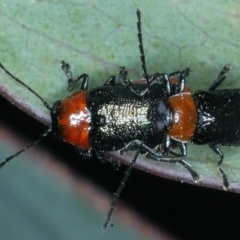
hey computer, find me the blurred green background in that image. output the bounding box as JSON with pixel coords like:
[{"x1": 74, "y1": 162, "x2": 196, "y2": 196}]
[{"x1": 0, "y1": 132, "x2": 156, "y2": 240}]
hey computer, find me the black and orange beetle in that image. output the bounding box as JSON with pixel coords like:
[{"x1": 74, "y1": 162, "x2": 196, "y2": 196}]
[{"x1": 0, "y1": 9, "x2": 237, "y2": 229}]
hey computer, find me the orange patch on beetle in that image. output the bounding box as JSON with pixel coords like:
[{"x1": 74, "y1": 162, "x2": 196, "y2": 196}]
[
  {"x1": 58, "y1": 91, "x2": 91, "y2": 149},
  {"x1": 167, "y1": 92, "x2": 197, "y2": 142}
]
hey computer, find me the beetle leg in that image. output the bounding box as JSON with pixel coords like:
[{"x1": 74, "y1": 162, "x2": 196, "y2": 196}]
[
  {"x1": 169, "y1": 142, "x2": 187, "y2": 157},
  {"x1": 148, "y1": 155, "x2": 200, "y2": 183},
  {"x1": 208, "y1": 64, "x2": 231, "y2": 91},
  {"x1": 61, "y1": 61, "x2": 89, "y2": 91},
  {"x1": 152, "y1": 141, "x2": 187, "y2": 157},
  {"x1": 120, "y1": 139, "x2": 188, "y2": 165},
  {"x1": 126, "y1": 72, "x2": 171, "y2": 96},
  {"x1": 126, "y1": 83, "x2": 149, "y2": 96},
  {"x1": 126, "y1": 67, "x2": 189, "y2": 97},
  {"x1": 208, "y1": 143, "x2": 229, "y2": 189},
  {"x1": 119, "y1": 139, "x2": 163, "y2": 156},
  {"x1": 103, "y1": 76, "x2": 116, "y2": 86},
  {"x1": 173, "y1": 69, "x2": 190, "y2": 94},
  {"x1": 117, "y1": 66, "x2": 131, "y2": 85}
]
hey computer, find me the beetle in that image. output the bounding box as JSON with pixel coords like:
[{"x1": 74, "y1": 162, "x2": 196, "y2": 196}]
[
  {"x1": 0, "y1": 8, "x2": 236, "y2": 229},
  {"x1": 0, "y1": 9, "x2": 199, "y2": 229},
  {"x1": 125, "y1": 64, "x2": 234, "y2": 193},
  {"x1": 148, "y1": 64, "x2": 234, "y2": 191}
]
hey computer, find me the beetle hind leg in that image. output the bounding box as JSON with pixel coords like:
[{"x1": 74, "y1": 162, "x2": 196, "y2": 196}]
[
  {"x1": 148, "y1": 154, "x2": 201, "y2": 183},
  {"x1": 209, "y1": 143, "x2": 229, "y2": 189},
  {"x1": 208, "y1": 64, "x2": 232, "y2": 91}
]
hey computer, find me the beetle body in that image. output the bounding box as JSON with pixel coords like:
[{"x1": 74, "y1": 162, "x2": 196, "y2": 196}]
[
  {"x1": 192, "y1": 89, "x2": 240, "y2": 145},
  {"x1": 167, "y1": 92, "x2": 197, "y2": 142},
  {"x1": 88, "y1": 84, "x2": 168, "y2": 151},
  {"x1": 148, "y1": 64, "x2": 236, "y2": 189},
  {"x1": 51, "y1": 76, "x2": 176, "y2": 160}
]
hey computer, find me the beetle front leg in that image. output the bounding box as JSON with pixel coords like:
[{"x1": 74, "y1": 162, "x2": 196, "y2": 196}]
[
  {"x1": 173, "y1": 68, "x2": 190, "y2": 94},
  {"x1": 118, "y1": 66, "x2": 131, "y2": 85},
  {"x1": 61, "y1": 61, "x2": 89, "y2": 91}
]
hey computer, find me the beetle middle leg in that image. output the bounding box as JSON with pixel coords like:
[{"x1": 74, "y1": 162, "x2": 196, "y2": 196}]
[
  {"x1": 120, "y1": 139, "x2": 200, "y2": 182},
  {"x1": 151, "y1": 136, "x2": 187, "y2": 157},
  {"x1": 147, "y1": 142, "x2": 199, "y2": 183},
  {"x1": 169, "y1": 142, "x2": 187, "y2": 157},
  {"x1": 146, "y1": 141, "x2": 187, "y2": 158}
]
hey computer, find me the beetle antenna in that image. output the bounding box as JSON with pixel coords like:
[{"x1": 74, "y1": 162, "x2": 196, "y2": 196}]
[
  {"x1": 102, "y1": 133, "x2": 146, "y2": 231},
  {"x1": 0, "y1": 63, "x2": 51, "y2": 111},
  {"x1": 102, "y1": 149, "x2": 141, "y2": 231},
  {"x1": 0, "y1": 127, "x2": 52, "y2": 169},
  {"x1": 136, "y1": 9, "x2": 150, "y2": 89}
]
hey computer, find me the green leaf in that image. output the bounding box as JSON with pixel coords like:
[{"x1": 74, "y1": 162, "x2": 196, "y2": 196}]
[{"x1": 0, "y1": 1, "x2": 240, "y2": 192}]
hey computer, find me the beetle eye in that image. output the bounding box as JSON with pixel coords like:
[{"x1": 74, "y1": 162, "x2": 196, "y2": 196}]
[
  {"x1": 155, "y1": 100, "x2": 170, "y2": 131},
  {"x1": 157, "y1": 101, "x2": 167, "y2": 115},
  {"x1": 156, "y1": 121, "x2": 165, "y2": 131}
]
